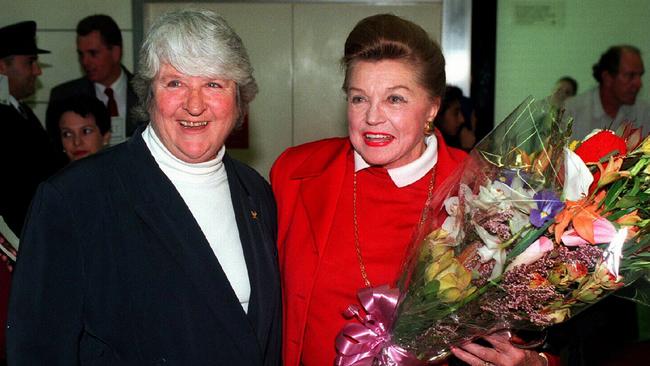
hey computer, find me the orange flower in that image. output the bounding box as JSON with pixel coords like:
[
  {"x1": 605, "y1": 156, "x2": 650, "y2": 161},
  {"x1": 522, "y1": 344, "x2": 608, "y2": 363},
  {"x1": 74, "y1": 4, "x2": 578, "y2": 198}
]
[
  {"x1": 595, "y1": 157, "x2": 629, "y2": 188},
  {"x1": 552, "y1": 191, "x2": 605, "y2": 245}
]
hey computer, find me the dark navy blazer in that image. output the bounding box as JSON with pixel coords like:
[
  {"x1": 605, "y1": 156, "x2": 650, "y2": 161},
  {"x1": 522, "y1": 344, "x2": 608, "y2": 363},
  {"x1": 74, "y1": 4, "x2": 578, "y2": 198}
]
[{"x1": 7, "y1": 127, "x2": 282, "y2": 365}]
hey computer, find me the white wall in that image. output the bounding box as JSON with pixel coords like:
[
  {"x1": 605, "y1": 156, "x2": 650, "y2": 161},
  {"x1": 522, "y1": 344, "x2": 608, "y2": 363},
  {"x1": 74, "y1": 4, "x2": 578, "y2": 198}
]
[{"x1": 495, "y1": 0, "x2": 650, "y2": 124}]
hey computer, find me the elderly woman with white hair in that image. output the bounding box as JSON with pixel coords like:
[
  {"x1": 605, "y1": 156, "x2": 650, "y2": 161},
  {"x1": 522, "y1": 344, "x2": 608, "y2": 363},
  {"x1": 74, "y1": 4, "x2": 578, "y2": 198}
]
[{"x1": 7, "y1": 9, "x2": 281, "y2": 365}]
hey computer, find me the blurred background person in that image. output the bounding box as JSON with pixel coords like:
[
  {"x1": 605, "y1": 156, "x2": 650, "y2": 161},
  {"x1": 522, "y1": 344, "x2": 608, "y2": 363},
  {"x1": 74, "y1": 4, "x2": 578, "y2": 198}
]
[
  {"x1": 7, "y1": 9, "x2": 281, "y2": 365},
  {"x1": 46, "y1": 14, "x2": 140, "y2": 145},
  {"x1": 549, "y1": 76, "x2": 578, "y2": 107},
  {"x1": 435, "y1": 85, "x2": 477, "y2": 151},
  {"x1": 565, "y1": 45, "x2": 649, "y2": 138},
  {"x1": 47, "y1": 95, "x2": 111, "y2": 163}
]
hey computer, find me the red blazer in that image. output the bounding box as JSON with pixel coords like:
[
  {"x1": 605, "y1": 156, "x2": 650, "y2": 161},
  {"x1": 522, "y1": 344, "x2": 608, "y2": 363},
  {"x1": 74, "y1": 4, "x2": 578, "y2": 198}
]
[{"x1": 271, "y1": 133, "x2": 466, "y2": 366}]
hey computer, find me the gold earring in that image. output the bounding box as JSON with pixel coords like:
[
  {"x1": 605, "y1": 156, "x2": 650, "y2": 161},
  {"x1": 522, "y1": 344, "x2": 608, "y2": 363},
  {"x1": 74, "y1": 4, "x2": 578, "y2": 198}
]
[{"x1": 424, "y1": 120, "x2": 435, "y2": 135}]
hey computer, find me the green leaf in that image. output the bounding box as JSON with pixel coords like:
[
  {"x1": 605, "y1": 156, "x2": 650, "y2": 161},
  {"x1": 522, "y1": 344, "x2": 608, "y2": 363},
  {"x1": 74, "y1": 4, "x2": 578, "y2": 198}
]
[
  {"x1": 616, "y1": 196, "x2": 640, "y2": 209},
  {"x1": 603, "y1": 179, "x2": 626, "y2": 210},
  {"x1": 423, "y1": 280, "x2": 441, "y2": 299},
  {"x1": 629, "y1": 176, "x2": 641, "y2": 196},
  {"x1": 606, "y1": 208, "x2": 635, "y2": 221}
]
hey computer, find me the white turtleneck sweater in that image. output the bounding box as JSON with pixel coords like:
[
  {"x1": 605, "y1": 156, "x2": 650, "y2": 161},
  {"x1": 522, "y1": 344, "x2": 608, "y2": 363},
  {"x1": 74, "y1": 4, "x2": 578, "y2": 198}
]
[{"x1": 143, "y1": 125, "x2": 250, "y2": 313}]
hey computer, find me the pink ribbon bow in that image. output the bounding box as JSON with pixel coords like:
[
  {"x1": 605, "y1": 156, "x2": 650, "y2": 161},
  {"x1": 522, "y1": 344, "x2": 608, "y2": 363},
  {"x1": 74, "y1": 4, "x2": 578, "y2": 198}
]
[{"x1": 335, "y1": 285, "x2": 426, "y2": 366}]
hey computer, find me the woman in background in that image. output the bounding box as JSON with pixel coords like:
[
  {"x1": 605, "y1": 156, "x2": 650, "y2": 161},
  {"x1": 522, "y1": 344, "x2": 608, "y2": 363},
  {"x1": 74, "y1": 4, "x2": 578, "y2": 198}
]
[
  {"x1": 435, "y1": 85, "x2": 478, "y2": 151},
  {"x1": 272, "y1": 13, "x2": 551, "y2": 366},
  {"x1": 48, "y1": 95, "x2": 112, "y2": 162}
]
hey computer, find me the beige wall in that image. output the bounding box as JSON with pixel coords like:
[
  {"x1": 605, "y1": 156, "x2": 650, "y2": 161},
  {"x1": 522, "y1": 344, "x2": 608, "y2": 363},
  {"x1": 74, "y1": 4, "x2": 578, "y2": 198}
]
[
  {"x1": 6, "y1": 0, "x2": 649, "y2": 176},
  {"x1": 1, "y1": 0, "x2": 441, "y2": 178}
]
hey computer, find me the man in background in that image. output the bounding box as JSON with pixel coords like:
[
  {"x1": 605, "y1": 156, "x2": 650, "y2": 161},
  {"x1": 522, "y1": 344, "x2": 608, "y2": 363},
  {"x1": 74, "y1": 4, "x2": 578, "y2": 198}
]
[
  {"x1": 46, "y1": 14, "x2": 140, "y2": 145},
  {"x1": 0, "y1": 20, "x2": 65, "y2": 365},
  {"x1": 565, "y1": 45, "x2": 649, "y2": 138},
  {"x1": 0, "y1": 21, "x2": 65, "y2": 238}
]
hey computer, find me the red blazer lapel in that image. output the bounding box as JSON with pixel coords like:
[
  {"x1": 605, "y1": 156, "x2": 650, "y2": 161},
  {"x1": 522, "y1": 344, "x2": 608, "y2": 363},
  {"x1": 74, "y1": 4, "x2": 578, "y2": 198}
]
[{"x1": 290, "y1": 139, "x2": 350, "y2": 257}]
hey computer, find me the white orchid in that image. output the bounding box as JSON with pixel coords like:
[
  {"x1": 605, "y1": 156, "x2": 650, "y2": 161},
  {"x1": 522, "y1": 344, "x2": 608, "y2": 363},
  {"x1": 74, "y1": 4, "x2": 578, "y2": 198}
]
[
  {"x1": 474, "y1": 181, "x2": 511, "y2": 211},
  {"x1": 563, "y1": 147, "x2": 593, "y2": 201},
  {"x1": 507, "y1": 174, "x2": 537, "y2": 213},
  {"x1": 475, "y1": 225, "x2": 506, "y2": 280},
  {"x1": 441, "y1": 184, "x2": 473, "y2": 244},
  {"x1": 509, "y1": 210, "x2": 530, "y2": 234}
]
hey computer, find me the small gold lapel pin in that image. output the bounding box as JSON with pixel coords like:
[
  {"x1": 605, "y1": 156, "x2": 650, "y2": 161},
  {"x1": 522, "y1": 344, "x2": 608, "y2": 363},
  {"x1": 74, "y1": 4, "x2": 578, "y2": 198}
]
[{"x1": 250, "y1": 210, "x2": 258, "y2": 220}]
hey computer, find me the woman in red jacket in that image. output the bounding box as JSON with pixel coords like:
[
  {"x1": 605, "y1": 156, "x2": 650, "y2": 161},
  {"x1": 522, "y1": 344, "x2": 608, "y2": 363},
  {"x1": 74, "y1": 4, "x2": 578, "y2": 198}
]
[{"x1": 271, "y1": 14, "x2": 553, "y2": 366}]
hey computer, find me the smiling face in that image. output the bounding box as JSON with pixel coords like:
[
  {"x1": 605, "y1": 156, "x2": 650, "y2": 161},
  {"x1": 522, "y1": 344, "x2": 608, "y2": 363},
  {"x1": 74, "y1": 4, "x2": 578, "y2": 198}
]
[
  {"x1": 346, "y1": 59, "x2": 440, "y2": 169},
  {"x1": 77, "y1": 30, "x2": 122, "y2": 86},
  {"x1": 59, "y1": 111, "x2": 111, "y2": 161},
  {"x1": 149, "y1": 63, "x2": 238, "y2": 163}
]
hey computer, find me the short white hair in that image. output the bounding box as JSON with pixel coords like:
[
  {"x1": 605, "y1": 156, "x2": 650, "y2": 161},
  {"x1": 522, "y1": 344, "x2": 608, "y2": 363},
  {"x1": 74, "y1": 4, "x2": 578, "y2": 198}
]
[{"x1": 133, "y1": 9, "x2": 258, "y2": 124}]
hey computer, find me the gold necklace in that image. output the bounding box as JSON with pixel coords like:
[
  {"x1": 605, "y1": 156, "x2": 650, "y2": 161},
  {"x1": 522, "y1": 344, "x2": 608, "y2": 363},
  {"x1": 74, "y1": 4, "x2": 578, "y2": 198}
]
[{"x1": 352, "y1": 168, "x2": 436, "y2": 287}]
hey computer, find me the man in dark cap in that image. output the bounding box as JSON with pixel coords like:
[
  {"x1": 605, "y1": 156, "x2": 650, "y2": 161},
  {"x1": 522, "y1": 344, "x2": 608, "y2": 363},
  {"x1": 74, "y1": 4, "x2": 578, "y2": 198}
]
[
  {"x1": 0, "y1": 21, "x2": 66, "y2": 236},
  {"x1": 0, "y1": 20, "x2": 65, "y2": 365},
  {"x1": 46, "y1": 14, "x2": 140, "y2": 146}
]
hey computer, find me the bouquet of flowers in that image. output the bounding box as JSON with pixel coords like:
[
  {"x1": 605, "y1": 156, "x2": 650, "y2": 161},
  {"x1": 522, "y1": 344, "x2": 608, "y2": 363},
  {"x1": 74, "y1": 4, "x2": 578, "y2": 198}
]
[{"x1": 335, "y1": 96, "x2": 650, "y2": 365}]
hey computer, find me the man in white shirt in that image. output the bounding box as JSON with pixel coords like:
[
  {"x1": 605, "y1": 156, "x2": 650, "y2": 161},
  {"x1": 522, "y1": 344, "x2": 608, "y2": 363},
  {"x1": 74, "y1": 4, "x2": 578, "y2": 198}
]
[
  {"x1": 565, "y1": 45, "x2": 649, "y2": 139},
  {"x1": 46, "y1": 15, "x2": 141, "y2": 146}
]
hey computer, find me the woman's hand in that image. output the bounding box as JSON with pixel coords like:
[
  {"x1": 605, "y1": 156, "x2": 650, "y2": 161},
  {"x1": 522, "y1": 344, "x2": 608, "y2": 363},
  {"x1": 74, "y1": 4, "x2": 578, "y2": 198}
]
[{"x1": 450, "y1": 330, "x2": 548, "y2": 366}]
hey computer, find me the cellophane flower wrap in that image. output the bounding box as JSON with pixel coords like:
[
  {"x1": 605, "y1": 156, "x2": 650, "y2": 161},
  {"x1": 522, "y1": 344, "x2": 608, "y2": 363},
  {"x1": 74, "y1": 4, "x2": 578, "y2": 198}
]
[{"x1": 335, "y1": 96, "x2": 650, "y2": 365}]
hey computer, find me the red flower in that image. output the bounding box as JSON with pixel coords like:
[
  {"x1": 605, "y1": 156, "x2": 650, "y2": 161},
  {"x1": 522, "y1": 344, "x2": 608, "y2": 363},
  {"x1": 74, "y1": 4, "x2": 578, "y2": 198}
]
[
  {"x1": 574, "y1": 130, "x2": 627, "y2": 193},
  {"x1": 575, "y1": 130, "x2": 627, "y2": 163}
]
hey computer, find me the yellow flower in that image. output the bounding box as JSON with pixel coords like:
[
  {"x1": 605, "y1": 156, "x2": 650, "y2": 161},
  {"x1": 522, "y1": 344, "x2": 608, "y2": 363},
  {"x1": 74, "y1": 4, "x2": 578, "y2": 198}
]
[
  {"x1": 420, "y1": 229, "x2": 453, "y2": 260},
  {"x1": 636, "y1": 135, "x2": 650, "y2": 155},
  {"x1": 424, "y1": 249, "x2": 454, "y2": 282},
  {"x1": 424, "y1": 246, "x2": 476, "y2": 303}
]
